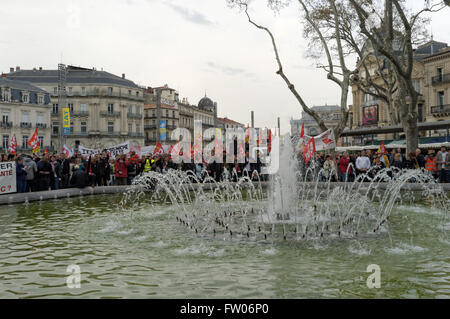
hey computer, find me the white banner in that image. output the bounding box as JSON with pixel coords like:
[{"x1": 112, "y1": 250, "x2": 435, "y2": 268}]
[
  {"x1": 0, "y1": 162, "x2": 17, "y2": 194},
  {"x1": 78, "y1": 141, "x2": 130, "y2": 157},
  {"x1": 298, "y1": 129, "x2": 336, "y2": 152}
]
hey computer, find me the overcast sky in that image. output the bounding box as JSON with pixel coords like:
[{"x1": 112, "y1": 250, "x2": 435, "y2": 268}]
[{"x1": 1, "y1": 0, "x2": 449, "y2": 133}]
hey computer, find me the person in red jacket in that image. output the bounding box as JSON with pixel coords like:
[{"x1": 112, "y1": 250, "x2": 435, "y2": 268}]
[
  {"x1": 114, "y1": 154, "x2": 129, "y2": 186},
  {"x1": 339, "y1": 152, "x2": 351, "y2": 182}
]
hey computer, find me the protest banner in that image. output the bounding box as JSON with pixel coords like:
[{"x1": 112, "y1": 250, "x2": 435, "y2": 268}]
[
  {"x1": 0, "y1": 162, "x2": 16, "y2": 194},
  {"x1": 78, "y1": 141, "x2": 130, "y2": 157}
]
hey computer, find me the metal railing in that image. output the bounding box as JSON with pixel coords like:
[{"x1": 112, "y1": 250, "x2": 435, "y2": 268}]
[
  {"x1": 36, "y1": 123, "x2": 47, "y2": 129},
  {"x1": 144, "y1": 124, "x2": 157, "y2": 129},
  {"x1": 430, "y1": 104, "x2": 450, "y2": 114},
  {"x1": 432, "y1": 73, "x2": 450, "y2": 85},
  {"x1": 20, "y1": 122, "x2": 32, "y2": 128},
  {"x1": 72, "y1": 111, "x2": 89, "y2": 117},
  {"x1": 100, "y1": 111, "x2": 121, "y2": 117},
  {"x1": 128, "y1": 132, "x2": 144, "y2": 137},
  {"x1": 127, "y1": 113, "x2": 143, "y2": 119},
  {"x1": 0, "y1": 122, "x2": 13, "y2": 128}
]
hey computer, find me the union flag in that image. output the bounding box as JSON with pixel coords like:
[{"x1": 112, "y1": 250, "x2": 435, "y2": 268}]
[
  {"x1": 8, "y1": 134, "x2": 17, "y2": 155},
  {"x1": 303, "y1": 137, "x2": 316, "y2": 164},
  {"x1": 27, "y1": 128, "x2": 40, "y2": 154}
]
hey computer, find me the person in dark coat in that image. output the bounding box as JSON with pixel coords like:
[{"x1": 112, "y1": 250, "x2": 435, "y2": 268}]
[
  {"x1": 37, "y1": 156, "x2": 53, "y2": 191},
  {"x1": 16, "y1": 157, "x2": 27, "y2": 193},
  {"x1": 70, "y1": 165, "x2": 88, "y2": 188}
]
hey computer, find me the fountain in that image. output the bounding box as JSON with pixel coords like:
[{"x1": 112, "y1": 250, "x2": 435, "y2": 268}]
[{"x1": 122, "y1": 136, "x2": 449, "y2": 243}]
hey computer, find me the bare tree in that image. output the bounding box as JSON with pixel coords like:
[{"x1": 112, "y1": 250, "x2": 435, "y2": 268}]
[
  {"x1": 228, "y1": 0, "x2": 355, "y2": 138},
  {"x1": 348, "y1": 0, "x2": 446, "y2": 153}
]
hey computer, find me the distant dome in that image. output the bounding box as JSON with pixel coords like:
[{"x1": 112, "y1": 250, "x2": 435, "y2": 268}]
[{"x1": 198, "y1": 95, "x2": 214, "y2": 110}]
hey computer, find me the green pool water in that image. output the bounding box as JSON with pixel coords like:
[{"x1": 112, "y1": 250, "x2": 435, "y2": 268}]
[{"x1": 0, "y1": 194, "x2": 449, "y2": 299}]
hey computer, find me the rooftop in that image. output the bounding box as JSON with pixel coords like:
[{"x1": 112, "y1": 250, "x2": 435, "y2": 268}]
[{"x1": 6, "y1": 65, "x2": 140, "y2": 88}]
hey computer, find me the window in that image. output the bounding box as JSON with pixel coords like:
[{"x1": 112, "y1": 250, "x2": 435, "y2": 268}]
[
  {"x1": 136, "y1": 105, "x2": 140, "y2": 114},
  {"x1": 108, "y1": 122, "x2": 114, "y2": 133},
  {"x1": 22, "y1": 93, "x2": 28, "y2": 103},
  {"x1": 53, "y1": 122, "x2": 59, "y2": 135},
  {"x1": 128, "y1": 105, "x2": 133, "y2": 114},
  {"x1": 438, "y1": 91, "x2": 445, "y2": 106},
  {"x1": 53, "y1": 87, "x2": 58, "y2": 95},
  {"x1": 128, "y1": 90, "x2": 131, "y2": 96},
  {"x1": 38, "y1": 136, "x2": 44, "y2": 147},
  {"x1": 418, "y1": 104, "x2": 423, "y2": 122},
  {"x1": 81, "y1": 87, "x2": 86, "y2": 95},
  {"x1": 2, "y1": 111, "x2": 9, "y2": 123},
  {"x1": 136, "y1": 124, "x2": 140, "y2": 133},
  {"x1": 413, "y1": 80, "x2": 421, "y2": 94},
  {"x1": 81, "y1": 122, "x2": 87, "y2": 133},
  {"x1": 3, "y1": 89, "x2": 9, "y2": 102},
  {"x1": 22, "y1": 135, "x2": 29, "y2": 148},
  {"x1": 2, "y1": 135, "x2": 9, "y2": 149},
  {"x1": 21, "y1": 111, "x2": 29, "y2": 123},
  {"x1": 136, "y1": 91, "x2": 139, "y2": 97},
  {"x1": 80, "y1": 103, "x2": 87, "y2": 113},
  {"x1": 38, "y1": 95, "x2": 43, "y2": 104},
  {"x1": 37, "y1": 113, "x2": 44, "y2": 124},
  {"x1": 437, "y1": 67, "x2": 443, "y2": 80},
  {"x1": 172, "y1": 110, "x2": 175, "y2": 118},
  {"x1": 108, "y1": 103, "x2": 114, "y2": 114},
  {"x1": 152, "y1": 110, "x2": 155, "y2": 117},
  {"x1": 70, "y1": 121, "x2": 74, "y2": 134},
  {"x1": 128, "y1": 123, "x2": 132, "y2": 132},
  {"x1": 68, "y1": 87, "x2": 72, "y2": 94},
  {"x1": 68, "y1": 103, "x2": 74, "y2": 112},
  {"x1": 108, "y1": 87, "x2": 113, "y2": 95},
  {"x1": 166, "y1": 110, "x2": 169, "y2": 117},
  {"x1": 52, "y1": 103, "x2": 58, "y2": 114},
  {"x1": 152, "y1": 119, "x2": 155, "y2": 125}
]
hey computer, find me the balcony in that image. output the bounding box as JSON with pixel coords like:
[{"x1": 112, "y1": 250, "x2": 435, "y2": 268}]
[
  {"x1": 144, "y1": 124, "x2": 157, "y2": 129},
  {"x1": 128, "y1": 132, "x2": 144, "y2": 138},
  {"x1": 51, "y1": 91, "x2": 144, "y2": 102},
  {"x1": 127, "y1": 113, "x2": 143, "y2": 119},
  {"x1": 72, "y1": 111, "x2": 89, "y2": 117},
  {"x1": 36, "y1": 123, "x2": 47, "y2": 129},
  {"x1": 432, "y1": 73, "x2": 450, "y2": 85},
  {"x1": 20, "y1": 122, "x2": 32, "y2": 128},
  {"x1": 100, "y1": 111, "x2": 121, "y2": 118},
  {"x1": 0, "y1": 121, "x2": 13, "y2": 128},
  {"x1": 430, "y1": 104, "x2": 450, "y2": 116},
  {"x1": 100, "y1": 131, "x2": 122, "y2": 137}
]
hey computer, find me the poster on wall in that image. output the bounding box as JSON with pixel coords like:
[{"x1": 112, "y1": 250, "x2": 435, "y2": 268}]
[
  {"x1": 159, "y1": 120, "x2": 167, "y2": 141},
  {"x1": 62, "y1": 108, "x2": 71, "y2": 135},
  {"x1": 363, "y1": 105, "x2": 378, "y2": 126},
  {"x1": 0, "y1": 162, "x2": 17, "y2": 194}
]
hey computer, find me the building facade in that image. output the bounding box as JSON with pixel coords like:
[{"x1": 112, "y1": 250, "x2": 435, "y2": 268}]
[
  {"x1": 6, "y1": 65, "x2": 144, "y2": 151},
  {"x1": 0, "y1": 77, "x2": 51, "y2": 154},
  {"x1": 423, "y1": 45, "x2": 450, "y2": 137},
  {"x1": 290, "y1": 105, "x2": 343, "y2": 137},
  {"x1": 350, "y1": 40, "x2": 449, "y2": 144}
]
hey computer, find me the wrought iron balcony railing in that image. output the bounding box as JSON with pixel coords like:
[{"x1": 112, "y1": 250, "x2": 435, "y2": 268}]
[
  {"x1": 430, "y1": 104, "x2": 450, "y2": 114},
  {"x1": 432, "y1": 73, "x2": 450, "y2": 85}
]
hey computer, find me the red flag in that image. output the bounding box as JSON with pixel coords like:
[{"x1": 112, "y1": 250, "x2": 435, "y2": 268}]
[
  {"x1": 44, "y1": 148, "x2": 48, "y2": 156},
  {"x1": 303, "y1": 137, "x2": 316, "y2": 164},
  {"x1": 378, "y1": 141, "x2": 386, "y2": 154},
  {"x1": 27, "y1": 128, "x2": 40, "y2": 154},
  {"x1": 268, "y1": 129, "x2": 272, "y2": 153},
  {"x1": 153, "y1": 141, "x2": 164, "y2": 156},
  {"x1": 8, "y1": 134, "x2": 17, "y2": 155},
  {"x1": 300, "y1": 122, "x2": 305, "y2": 138}
]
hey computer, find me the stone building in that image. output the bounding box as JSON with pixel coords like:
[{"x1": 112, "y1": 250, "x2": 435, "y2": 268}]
[
  {"x1": 423, "y1": 45, "x2": 450, "y2": 137},
  {"x1": 217, "y1": 117, "x2": 245, "y2": 131},
  {"x1": 6, "y1": 65, "x2": 144, "y2": 151},
  {"x1": 144, "y1": 85, "x2": 179, "y2": 145},
  {"x1": 0, "y1": 77, "x2": 51, "y2": 153},
  {"x1": 290, "y1": 105, "x2": 343, "y2": 137},
  {"x1": 350, "y1": 39, "x2": 449, "y2": 143}
]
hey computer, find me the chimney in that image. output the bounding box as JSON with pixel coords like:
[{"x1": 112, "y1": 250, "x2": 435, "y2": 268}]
[
  {"x1": 39, "y1": 67, "x2": 43, "y2": 71},
  {"x1": 10, "y1": 67, "x2": 14, "y2": 73},
  {"x1": 1, "y1": 73, "x2": 6, "y2": 78},
  {"x1": 16, "y1": 66, "x2": 20, "y2": 71},
  {"x1": 122, "y1": 73, "x2": 125, "y2": 79}
]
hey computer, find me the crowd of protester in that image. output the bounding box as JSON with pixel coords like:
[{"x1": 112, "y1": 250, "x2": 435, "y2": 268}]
[
  {"x1": 299, "y1": 146, "x2": 449, "y2": 183},
  {"x1": 1, "y1": 148, "x2": 265, "y2": 193},
  {"x1": 1, "y1": 145, "x2": 448, "y2": 194}
]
